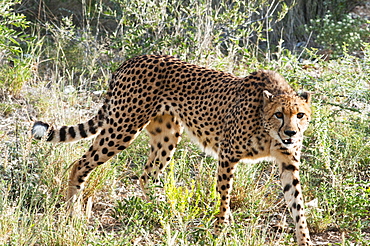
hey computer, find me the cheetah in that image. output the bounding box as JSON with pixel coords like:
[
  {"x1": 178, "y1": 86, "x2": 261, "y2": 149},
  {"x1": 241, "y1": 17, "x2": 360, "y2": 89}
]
[{"x1": 32, "y1": 55, "x2": 312, "y2": 245}]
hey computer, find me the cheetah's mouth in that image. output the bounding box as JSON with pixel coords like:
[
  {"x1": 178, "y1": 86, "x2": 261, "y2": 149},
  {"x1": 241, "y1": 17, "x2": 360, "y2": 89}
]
[{"x1": 282, "y1": 139, "x2": 294, "y2": 145}]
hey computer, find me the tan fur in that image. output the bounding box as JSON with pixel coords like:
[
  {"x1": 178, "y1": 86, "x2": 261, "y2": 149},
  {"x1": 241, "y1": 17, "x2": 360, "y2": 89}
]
[{"x1": 32, "y1": 55, "x2": 312, "y2": 245}]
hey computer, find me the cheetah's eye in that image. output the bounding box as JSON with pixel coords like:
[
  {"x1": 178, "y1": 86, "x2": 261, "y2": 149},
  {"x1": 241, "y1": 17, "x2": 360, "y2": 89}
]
[
  {"x1": 297, "y1": 113, "x2": 305, "y2": 119},
  {"x1": 274, "y1": 112, "x2": 283, "y2": 119}
]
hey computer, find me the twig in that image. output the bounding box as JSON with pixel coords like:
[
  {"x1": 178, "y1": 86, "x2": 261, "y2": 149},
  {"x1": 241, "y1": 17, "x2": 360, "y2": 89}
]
[{"x1": 323, "y1": 101, "x2": 362, "y2": 113}]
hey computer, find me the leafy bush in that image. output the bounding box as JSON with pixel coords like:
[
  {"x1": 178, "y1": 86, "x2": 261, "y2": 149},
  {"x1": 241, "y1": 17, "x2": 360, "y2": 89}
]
[
  {"x1": 0, "y1": 0, "x2": 34, "y2": 96},
  {"x1": 0, "y1": 0, "x2": 30, "y2": 55},
  {"x1": 308, "y1": 11, "x2": 369, "y2": 56}
]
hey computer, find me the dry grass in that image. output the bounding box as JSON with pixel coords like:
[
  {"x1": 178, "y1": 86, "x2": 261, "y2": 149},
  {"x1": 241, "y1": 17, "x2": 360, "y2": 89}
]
[{"x1": 1, "y1": 1, "x2": 370, "y2": 245}]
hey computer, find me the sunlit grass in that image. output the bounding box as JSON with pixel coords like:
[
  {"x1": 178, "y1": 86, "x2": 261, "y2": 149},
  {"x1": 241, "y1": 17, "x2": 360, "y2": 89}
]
[{"x1": 0, "y1": 0, "x2": 369, "y2": 245}]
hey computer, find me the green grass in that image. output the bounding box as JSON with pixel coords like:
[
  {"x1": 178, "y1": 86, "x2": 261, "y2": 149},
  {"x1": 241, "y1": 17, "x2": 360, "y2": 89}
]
[{"x1": 1, "y1": 0, "x2": 370, "y2": 245}]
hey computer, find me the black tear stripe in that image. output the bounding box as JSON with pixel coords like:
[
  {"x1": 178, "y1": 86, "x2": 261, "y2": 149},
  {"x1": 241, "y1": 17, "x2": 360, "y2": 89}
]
[
  {"x1": 278, "y1": 118, "x2": 285, "y2": 134},
  {"x1": 60, "y1": 126, "x2": 67, "y2": 141},
  {"x1": 78, "y1": 123, "x2": 88, "y2": 138}
]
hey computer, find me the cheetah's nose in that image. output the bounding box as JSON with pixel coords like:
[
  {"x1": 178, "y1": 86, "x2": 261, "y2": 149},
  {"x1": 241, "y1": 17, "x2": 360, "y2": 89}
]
[{"x1": 284, "y1": 130, "x2": 297, "y2": 137}]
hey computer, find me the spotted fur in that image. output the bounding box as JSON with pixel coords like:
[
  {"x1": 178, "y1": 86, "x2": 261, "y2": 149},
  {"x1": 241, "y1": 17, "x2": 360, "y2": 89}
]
[{"x1": 32, "y1": 55, "x2": 312, "y2": 245}]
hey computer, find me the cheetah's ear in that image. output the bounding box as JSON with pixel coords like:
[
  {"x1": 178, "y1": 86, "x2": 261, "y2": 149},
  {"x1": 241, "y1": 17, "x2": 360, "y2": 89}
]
[
  {"x1": 299, "y1": 91, "x2": 311, "y2": 104},
  {"x1": 263, "y1": 90, "x2": 274, "y2": 106}
]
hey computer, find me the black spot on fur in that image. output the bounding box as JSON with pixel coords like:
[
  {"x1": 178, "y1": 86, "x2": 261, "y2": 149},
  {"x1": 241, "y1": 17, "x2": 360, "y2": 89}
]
[
  {"x1": 296, "y1": 215, "x2": 300, "y2": 223},
  {"x1": 284, "y1": 164, "x2": 299, "y2": 172},
  {"x1": 68, "y1": 127, "x2": 76, "y2": 138},
  {"x1": 294, "y1": 190, "x2": 300, "y2": 198},
  {"x1": 60, "y1": 126, "x2": 67, "y2": 141},
  {"x1": 229, "y1": 157, "x2": 240, "y2": 163},
  {"x1": 117, "y1": 146, "x2": 126, "y2": 150},
  {"x1": 123, "y1": 136, "x2": 132, "y2": 142},
  {"x1": 284, "y1": 184, "x2": 291, "y2": 192},
  {"x1": 78, "y1": 124, "x2": 88, "y2": 138}
]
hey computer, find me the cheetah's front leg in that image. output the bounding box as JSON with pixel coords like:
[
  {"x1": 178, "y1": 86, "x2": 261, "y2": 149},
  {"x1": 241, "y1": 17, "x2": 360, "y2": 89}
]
[
  {"x1": 278, "y1": 160, "x2": 312, "y2": 245},
  {"x1": 214, "y1": 156, "x2": 239, "y2": 233}
]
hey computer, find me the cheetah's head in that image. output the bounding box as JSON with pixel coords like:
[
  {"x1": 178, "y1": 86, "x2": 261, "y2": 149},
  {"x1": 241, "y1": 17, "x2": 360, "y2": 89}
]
[{"x1": 262, "y1": 91, "x2": 311, "y2": 147}]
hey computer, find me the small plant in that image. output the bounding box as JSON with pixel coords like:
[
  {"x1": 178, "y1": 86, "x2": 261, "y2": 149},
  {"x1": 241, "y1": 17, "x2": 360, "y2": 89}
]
[
  {"x1": 112, "y1": 196, "x2": 170, "y2": 230},
  {"x1": 165, "y1": 161, "x2": 204, "y2": 222}
]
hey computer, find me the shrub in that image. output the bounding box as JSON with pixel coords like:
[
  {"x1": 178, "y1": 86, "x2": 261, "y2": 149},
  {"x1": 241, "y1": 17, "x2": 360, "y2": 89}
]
[
  {"x1": 307, "y1": 11, "x2": 369, "y2": 56},
  {"x1": 0, "y1": 0, "x2": 35, "y2": 96}
]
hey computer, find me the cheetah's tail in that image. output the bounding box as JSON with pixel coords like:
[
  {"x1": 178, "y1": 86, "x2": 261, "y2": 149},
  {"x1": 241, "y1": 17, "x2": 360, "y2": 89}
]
[
  {"x1": 32, "y1": 113, "x2": 105, "y2": 143},
  {"x1": 32, "y1": 88, "x2": 112, "y2": 143}
]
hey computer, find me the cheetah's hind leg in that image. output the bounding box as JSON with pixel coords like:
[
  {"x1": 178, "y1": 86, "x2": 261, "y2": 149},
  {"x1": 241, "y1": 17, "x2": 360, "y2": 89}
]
[
  {"x1": 66, "y1": 121, "x2": 146, "y2": 215},
  {"x1": 140, "y1": 115, "x2": 183, "y2": 200}
]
